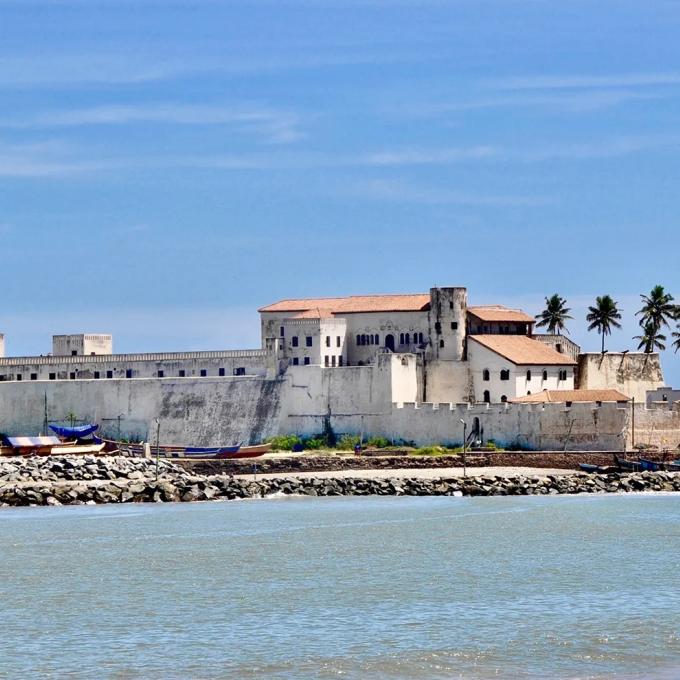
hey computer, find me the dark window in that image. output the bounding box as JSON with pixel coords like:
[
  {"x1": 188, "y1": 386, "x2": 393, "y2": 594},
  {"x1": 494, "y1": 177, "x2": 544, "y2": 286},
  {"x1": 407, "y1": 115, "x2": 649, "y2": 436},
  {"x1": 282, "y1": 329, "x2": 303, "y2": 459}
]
[
  {"x1": 542, "y1": 370, "x2": 548, "y2": 381},
  {"x1": 292, "y1": 358, "x2": 299, "y2": 366},
  {"x1": 331, "y1": 356, "x2": 336, "y2": 367},
  {"x1": 501, "y1": 395, "x2": 507, "y2": 403},
  {"x1": 362, "y1": 334, "x2": 367, "y2": 345},
  {"x1": 49, "y1": 373, "x2": 56, "y2": 380},
  {"x1": 158, "y1": 370, "x2": 164, "y2": 378},
  {"x1": 234, "y1": 367, "x2": 246, "y2": 376},
  {"x1": 555, "y1": 343, "x2": 563, "y2": 353},
  {"x1": 477, "y1": 325, "x2": 483, "y2": 333},
  {"x1": 439, "y1": 339, "x2": 444, "y2": 348},
  {"x1": 93, "y1": 372, "x2": 99, "y2": 379},
  {"x1": 200, "y1": 369, "x2": 207, "y2": 377},
  {"x1": 30, "y1": 373, "x2": 37, "y2": 381},
  {"x1": 125, "y1": 369, "x2": 133, "y2": 378},
  {"x1": 326, "y1": 336, "x2": 330, "y2": 347},
  {"x1": 483, "y1": 369, "x2": 490, "y2": 381},
  {"x1": 418, "y1": 332, "x2": 423, "y2": 343},
  {"x1": 356, "y1": 335, "x2": 361, "y2": 345},
  {"x1": 280, "y1": 326, "x2": 284, "y2": 337},
  {"x1": 107, "y1": 370, "x2": 114, "y2": 379},
  {"x1": 405, "y1": 333, "x2": 410, "y2": 345},
  {"x1": 338, "y1": 356, "x2": 343, "y2": 366},
  {"x1": 16, "y1": 374, "x2": 22, "y2": 381},
  {"x1": 400, "y1": 333, "x2": 405, "y2": 345},
  {"x1": 500, "y1": 370, "x2": 510, "y2": 381},
  {"x1": 565, "y1": 400, "x2": 572, "y2": 407},
  {"x1": 178, "y1": 370, "x2": 185, "y2": 377},
  {"x1": 219, "y1": 368, "x2": 225, "y2": 377},
  {"x1": 451, "y1": 322, "x2": 458, "y2": 330},
  {"x1": 375, "y1": 334, "x2": 380, "y2": 345},
  {"x1": 336, "y1": 336, "x2": 341, "y2": 347},
  {"x1": 527, "y1": 391, "x2": 532, "y2": 395},
  {"x1": 435, "y1": 322, "x2": 441, "y2": 334},
  {"x1": 70, "y1": 372, "x2": 76, "y2": 380},
  {"x1": 449, "y1": 301, "x2": 454, "y2": 310},
  {"x1": 483, "y1": 390, "x2": 491, "y2": 404},
  {"x1": 292, "y1": 336, "x2": 299, "y2": 347},
  {"x1": 324, "y1": 356, "x2": 329, "y2": 367},
  {"x1": 306, "y1": 336, "x2": 312, "y2": 347},
  {"x1": 526, "y1": 370, "x2": 532, "y2": 381},
  {"x1": 304, "y1": 357, "x2": 310, "y2": 365},
  {"x1": 71, "y1": 350, "x2": 77, "y2": 356},
  {"x1": 90, "y1": 352, "x2": 96, "y2": 356},
  {"x1": 558, "y1": 369, "x2": 568, "y2": 381}
]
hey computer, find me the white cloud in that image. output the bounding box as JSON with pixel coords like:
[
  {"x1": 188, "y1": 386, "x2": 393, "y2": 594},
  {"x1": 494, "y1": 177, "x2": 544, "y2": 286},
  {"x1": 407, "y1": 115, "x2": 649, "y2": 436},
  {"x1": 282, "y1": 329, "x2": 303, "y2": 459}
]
[{"x1": 7, "y1": 104, "x2": 305, "y2": 144}]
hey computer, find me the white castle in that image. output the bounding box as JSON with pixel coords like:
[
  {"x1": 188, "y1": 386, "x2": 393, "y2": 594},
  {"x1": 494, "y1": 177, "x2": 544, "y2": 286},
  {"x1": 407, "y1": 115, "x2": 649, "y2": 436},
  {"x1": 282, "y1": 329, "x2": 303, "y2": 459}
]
[{"x1": 0, "y1": 286, "x2": 676, "y2": 450}]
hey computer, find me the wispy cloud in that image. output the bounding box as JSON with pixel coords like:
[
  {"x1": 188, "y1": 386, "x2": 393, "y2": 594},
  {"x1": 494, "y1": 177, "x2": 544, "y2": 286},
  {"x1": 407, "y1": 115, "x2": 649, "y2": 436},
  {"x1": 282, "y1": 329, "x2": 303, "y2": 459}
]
[
  {"x1": 489, "y1": 72, "x2": 680, "y2": 90},
  {"x1": 4, "y1": 104, "x2": 305, "y2": 144}
]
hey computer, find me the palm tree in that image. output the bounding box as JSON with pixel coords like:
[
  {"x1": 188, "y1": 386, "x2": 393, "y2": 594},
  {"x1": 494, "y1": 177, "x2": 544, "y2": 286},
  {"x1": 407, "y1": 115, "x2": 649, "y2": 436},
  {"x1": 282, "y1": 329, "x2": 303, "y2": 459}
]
[
  {"x1": 673, "y1": 326, "x2": 680, "y2": 353},
  {"x1": 634, "y1": 321, "x2": 667, "y2": 353},
  {"x1": 586, "y1": 295, "x2": 622, "y2": 353},
  {"x1": 637, "y1": 285, "x2": 677, "y2": 332},
  {"x1": 535, "y1": 294, "x2": 573, "y2": 335}
]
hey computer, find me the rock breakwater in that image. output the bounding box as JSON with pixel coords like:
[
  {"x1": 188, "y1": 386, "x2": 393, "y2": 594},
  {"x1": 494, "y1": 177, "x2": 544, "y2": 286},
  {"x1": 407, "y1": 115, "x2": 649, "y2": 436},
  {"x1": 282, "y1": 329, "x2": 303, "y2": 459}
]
[{"x1": 0, "y1": 455, "x2": 679, "y2": 507}]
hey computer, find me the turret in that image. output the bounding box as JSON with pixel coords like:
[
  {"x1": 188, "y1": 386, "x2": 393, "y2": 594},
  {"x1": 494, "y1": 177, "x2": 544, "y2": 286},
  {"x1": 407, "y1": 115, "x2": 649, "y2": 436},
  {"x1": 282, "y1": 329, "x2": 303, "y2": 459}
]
[{"x1": 427, "y1": 287, "x2": 467, "y2": 361}]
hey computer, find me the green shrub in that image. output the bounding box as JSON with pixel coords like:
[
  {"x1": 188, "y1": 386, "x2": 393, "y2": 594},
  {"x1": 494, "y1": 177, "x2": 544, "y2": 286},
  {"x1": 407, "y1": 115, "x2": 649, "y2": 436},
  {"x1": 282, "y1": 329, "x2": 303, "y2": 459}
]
[
  {"x1": 302, "y1": 437, "x2": 326, "y2": 450},
  {"x1": 267, "y1": 434, "x2": 303, "y2": 451},
  {"x1": 337, "y1": 434, "x2": 361, "y2": 450},
  {"x1": 366, "y1": 437, "x2": 391, "y2": 448},
  {"x1": 411, "y1": 445, "x2": 448, "y2": 456}
]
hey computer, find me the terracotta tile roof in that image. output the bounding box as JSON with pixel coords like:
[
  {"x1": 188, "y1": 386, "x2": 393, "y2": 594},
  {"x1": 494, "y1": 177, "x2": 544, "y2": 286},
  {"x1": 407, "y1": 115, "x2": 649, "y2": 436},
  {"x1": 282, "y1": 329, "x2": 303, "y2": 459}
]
[
  {"x1": 259, "y1": 294, "x2": 431, "y2": 314},
  {"x1": 468, "y1": 305, "x2": 535, "y2": 323},
  {"x1": 511, "y1": 389, "x2": 630, "y2": 404},
  {"x1": 289, "y1": 309, "x2": 335, "y2": 319},
  {"x1": 469, "y1": 335, "x2": 576, "y2": 365}
]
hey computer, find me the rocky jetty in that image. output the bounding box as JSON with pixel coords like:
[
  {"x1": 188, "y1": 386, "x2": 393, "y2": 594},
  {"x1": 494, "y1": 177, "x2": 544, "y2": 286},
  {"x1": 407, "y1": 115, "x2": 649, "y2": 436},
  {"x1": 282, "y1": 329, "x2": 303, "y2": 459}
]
[{"x1": 0, "y1": 456, "x2": 679, "y2": 507}]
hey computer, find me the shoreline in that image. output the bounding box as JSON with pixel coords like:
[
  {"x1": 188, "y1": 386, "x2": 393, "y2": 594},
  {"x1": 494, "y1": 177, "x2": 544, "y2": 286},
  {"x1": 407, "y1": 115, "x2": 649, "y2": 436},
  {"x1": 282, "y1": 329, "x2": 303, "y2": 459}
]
[{"x1": 1, "y1": 455, "x2": 680, "y2": 508}]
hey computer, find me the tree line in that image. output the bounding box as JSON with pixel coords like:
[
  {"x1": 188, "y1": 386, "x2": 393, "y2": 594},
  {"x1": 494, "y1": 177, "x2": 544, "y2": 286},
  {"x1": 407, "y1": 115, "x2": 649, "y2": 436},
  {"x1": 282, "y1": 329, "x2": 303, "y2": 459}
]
[{"x1": 535, "y1": 286, "x2": 680, "y2": 354}]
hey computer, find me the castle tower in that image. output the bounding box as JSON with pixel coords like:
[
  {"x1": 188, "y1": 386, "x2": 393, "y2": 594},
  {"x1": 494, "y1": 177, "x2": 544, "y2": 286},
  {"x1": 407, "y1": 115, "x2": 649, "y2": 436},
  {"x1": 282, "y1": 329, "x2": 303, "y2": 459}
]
[{"x1": 427, "y1": 287, "x2": 467, "y2": 361}]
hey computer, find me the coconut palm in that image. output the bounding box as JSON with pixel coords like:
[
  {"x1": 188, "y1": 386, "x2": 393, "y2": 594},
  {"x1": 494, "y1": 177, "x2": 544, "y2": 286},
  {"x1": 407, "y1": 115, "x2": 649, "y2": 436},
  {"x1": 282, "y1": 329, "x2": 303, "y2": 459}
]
[
  {"x1": 673, "y1": 326, "x2": 680, "y2": 353},
  {"x1": 636, "y1": 285, "x2": 677, "y2": 332},
  {"x1": 535, "y1": 294, "x2": 573, "y2": 335},
  {"x1": 634, "y1": 321, "x2": 667, "y2": 353},
  {"x1": 586, "y1": 295, "x2": 622, "y2": 353}
]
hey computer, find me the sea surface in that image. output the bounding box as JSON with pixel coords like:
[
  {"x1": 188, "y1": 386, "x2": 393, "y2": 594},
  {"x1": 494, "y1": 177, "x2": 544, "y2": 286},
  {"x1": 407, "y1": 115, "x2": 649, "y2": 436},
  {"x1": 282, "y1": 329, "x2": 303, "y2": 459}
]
[{"x1": 1, "y1": 494, "x2": 679, "y2": 679}]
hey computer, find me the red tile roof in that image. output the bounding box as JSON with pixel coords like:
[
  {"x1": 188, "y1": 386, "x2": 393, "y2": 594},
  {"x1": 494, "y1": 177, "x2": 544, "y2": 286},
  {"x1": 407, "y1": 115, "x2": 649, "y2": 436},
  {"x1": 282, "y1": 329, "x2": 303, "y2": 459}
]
[
  {"x1": 468, "y1": 305, "x2": 535, "y2": 323},
  {"x1": 259, "y1": 294, "x2": 431, "y2": 314},
  {"x1": 511, "y1": 389, "x2": 630, "y2": 403},
  {"x1": 469, "y1": 335, "x2": 576, "y2": 365}
]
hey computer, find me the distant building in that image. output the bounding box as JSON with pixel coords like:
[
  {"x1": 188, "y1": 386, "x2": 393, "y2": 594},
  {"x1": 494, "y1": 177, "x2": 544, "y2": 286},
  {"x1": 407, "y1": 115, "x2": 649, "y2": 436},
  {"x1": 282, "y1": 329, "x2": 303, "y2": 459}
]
[{"x1": 52, "y1": 334, "x2": 113, "y2": 356}]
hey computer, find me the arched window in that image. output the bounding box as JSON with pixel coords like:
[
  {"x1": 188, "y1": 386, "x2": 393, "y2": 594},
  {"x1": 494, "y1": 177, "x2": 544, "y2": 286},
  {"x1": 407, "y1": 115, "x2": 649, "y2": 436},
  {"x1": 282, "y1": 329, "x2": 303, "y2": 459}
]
[
  {"x1": 483, "y1": 390, "x2": 491, "y2": 403},
  {"x1": 483, "y1": 369, "x2": 490, "y2": 381},
  {"x1": 527, "y1": 390, "x2": 532, "y2": 395},
  {"x1": 375, "y1": 334, "x2": 380, "y2": 345},
  {"x1": 418, "y1": 332, "x2": 424, "y2": 343},
  {"x1": 399, "y1": 333, "x2": 405, "y2": 345},
  {"x1": 405, "y1": 333, "x2": 410, "y2": 345},
  {"x1": 501, "y1": 395, "x2": 507, "y2": 403},
  {"x1": 500, "y1": 369, "x2": 510, "y2": 381},
  {"x1": 542, "y1": 370, "x2": 548, "y2": 381},
  {"x1": 526, "y1": 370, "x2": 532, "y2": 381},
  {"x1": 356, "y1": 334, "x2": 361, "y2": 346}
]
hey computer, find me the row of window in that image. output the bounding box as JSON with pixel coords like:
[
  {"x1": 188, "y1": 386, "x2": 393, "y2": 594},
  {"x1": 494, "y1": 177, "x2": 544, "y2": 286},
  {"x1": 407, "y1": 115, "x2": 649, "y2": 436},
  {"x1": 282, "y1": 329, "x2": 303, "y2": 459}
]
[
  {"x1": 482, "y1": 391, "x2": 508, "y2": 403},
  {"x1": 434, "y1": 321, "x2": 458, "y2": 334},
  {"x1": 482, "y1": 369, "x2": 570, "y2": 382},
  {"x1": 0, "y1": 367, "x2": 247, "y2": 381},
  {"x1": 325, "y1": 336, "x2": 342, "y2": 348},
  {"x1": 357, "y1": 334, "x2": 379, "y2": 346},
  {"x1": 291, "y1": 336, "x2": 314, "y2": 348},
  {"x1": 399, "y1": 332, "x2": 425, "y2": 345}
]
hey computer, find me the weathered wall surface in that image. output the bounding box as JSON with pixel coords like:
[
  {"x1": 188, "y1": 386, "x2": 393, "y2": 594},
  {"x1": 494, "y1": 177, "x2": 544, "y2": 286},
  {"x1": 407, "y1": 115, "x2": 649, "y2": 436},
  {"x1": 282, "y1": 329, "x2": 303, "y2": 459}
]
[
  {"x1": 632, "y1": 403, "x2": 680, "y2": 450},
  {"x1": 0, "y1": 377, "x2": 285, "y2": 446},
  {"x1": 286, "y1": 401, "x2": 629, "y2": 451},
  {"x1": 424, "y1": 360, "x2": 471, "y2": 403},
  {"x1": 578, "y1": 353, "x2": 664, "y2": 402}
]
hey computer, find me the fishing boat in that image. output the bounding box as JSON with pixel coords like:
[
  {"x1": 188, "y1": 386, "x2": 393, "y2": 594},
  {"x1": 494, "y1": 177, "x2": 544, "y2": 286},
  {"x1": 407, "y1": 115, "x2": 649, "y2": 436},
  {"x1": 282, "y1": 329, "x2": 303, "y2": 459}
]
[
  {"x1": 215, "y1": 443, "x2": 272, "y2": 459},
  {"x1": 639, "y1": 458, "x2": 680, "y2": 472},
  {"x1": 49, "y1": 423, "x2": 99, "y2": 439},
  {"x1": 0, "y1": 435, "x2": 105, "y2": 457},
  {"x1": 614, "y1": 454, "x2": 642, "y2": 472}
]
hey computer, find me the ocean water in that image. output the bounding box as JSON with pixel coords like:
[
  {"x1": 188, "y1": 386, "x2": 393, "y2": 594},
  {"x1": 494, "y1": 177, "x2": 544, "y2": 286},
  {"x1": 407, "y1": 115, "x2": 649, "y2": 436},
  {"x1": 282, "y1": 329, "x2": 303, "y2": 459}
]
[{"x1": 1, "y1": 495, "x2": 679, "y2": 679}]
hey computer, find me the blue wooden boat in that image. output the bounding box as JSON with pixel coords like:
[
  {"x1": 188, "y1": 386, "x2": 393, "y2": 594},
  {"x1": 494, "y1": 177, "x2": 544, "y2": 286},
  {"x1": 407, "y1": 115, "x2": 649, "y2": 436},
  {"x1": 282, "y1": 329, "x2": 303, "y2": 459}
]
[
  {"x1": 579, "y1": 463, "x2": 601, "y2": 473},
  {"x1": 50, "y1": 423, "x2": 99, "y2": 438},
  {"x1": 614, "y1": 454, "x2": 642, "y2": 472},
  {"x1": 184, "y1": 445, "x2": 241, "y2": 458},
  {"x1": 639, "y1": 458, "x2": 663, "y2": 472}
]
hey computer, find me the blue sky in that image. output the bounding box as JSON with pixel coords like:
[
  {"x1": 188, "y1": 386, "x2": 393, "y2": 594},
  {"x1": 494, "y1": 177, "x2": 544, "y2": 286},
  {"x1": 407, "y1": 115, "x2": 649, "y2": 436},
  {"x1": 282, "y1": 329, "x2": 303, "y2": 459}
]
[{"x1": 1, "y1": 0, "x2": 679, "y2": 383}]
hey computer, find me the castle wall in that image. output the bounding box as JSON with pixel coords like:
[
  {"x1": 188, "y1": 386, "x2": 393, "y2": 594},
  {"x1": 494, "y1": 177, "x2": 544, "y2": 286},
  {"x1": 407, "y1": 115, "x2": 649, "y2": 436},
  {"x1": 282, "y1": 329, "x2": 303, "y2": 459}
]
[
  {"x1": 0, "y1": 376, "x2": 284, "y2": 446},
  {"x1": 0, "y1": 349, "x2": 267, "y2": 382},
  {"x1": 577, "y1": 353, "x2": 664, "y2": 402},
  {"x1": 424, "y1": 360, "x2": 471, "y2": 403},
  {"x1": 631, "y1": 402, "x2": 680, "y2": 451}
]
